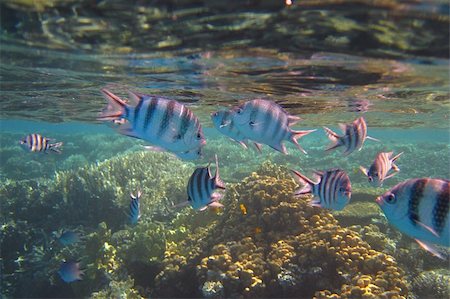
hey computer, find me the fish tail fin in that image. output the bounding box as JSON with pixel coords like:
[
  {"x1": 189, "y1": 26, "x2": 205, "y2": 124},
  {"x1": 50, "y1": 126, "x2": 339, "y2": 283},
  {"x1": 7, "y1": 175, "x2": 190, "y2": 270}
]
[
  {"x1": 289, "y1": 129, "x2": 316, "y2": 154},
  {"x1": 214, "y1": 154, "x2": 226, "y2": 189},
  {"x1": 291, "y1": 169, "x2": 315, "y2": 195},
  {"x1": 98, "y1": 89, "x2": 128, "y2": 121},
  {"x1": 288, "y1": 115, "x2": 302, "y2": 126},
  {"x1": 323, "y1": 126, "x2": 342, "y2": 151},
  {"x1": 49, "y1": 142, "x2": 63, "y2": 154}
]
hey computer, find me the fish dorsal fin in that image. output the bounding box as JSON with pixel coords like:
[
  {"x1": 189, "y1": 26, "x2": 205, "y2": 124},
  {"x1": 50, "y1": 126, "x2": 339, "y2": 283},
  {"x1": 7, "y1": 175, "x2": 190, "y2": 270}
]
[
  {"x1": 207, "y1": 162, "x2": 212, "y2": 178},
  {"x1": 391, "y1": 152, "x2": 403, "y2": 163},
  {"x1": 253, "y1": 142, "x2": 263, "y2": 153},
  {"x1": 213, "y1": 155, "x2": 225, "y2": 189},
  {"x1": 128, "y1": 91, "x2": 145, "y2": 106}
]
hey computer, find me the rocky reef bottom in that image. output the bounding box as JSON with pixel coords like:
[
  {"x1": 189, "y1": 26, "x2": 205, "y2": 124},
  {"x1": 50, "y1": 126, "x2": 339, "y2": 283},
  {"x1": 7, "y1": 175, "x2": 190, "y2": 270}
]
[{"x1": 1, "y1": 152, "x2": 449, "y2": 298}]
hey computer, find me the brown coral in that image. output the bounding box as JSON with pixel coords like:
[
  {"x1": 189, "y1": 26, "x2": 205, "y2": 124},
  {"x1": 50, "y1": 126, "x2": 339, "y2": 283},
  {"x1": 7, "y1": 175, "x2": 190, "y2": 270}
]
[{"x1": 153, "y1": 161, "x2": 408, "y2": 298}]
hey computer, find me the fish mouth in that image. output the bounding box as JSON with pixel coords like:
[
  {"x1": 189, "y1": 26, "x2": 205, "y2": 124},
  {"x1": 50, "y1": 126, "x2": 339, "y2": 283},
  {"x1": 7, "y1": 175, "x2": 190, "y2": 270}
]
[
  {"x1": 200, "y1": 139, "x2": 207, "y2": 146},
  {"x1": 375, "y1": 196, "x2": 383, "y2": 205}
]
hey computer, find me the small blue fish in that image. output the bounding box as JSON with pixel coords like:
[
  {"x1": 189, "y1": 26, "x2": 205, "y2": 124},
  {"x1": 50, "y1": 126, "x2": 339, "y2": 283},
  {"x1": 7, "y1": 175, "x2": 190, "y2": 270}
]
[
  {"x1": 360, "y1": 151, "x2": 403, "y2": 186},
  {"x1": 57, "y1": 231, "x2": 80, "y2": 246},
  {"x1": 98, "y1": 89, "x2": 206, "y2": 159},
  {"x1": 129, "y1": 191, "x2": 141, "y2": 225},
  {"x1": 323, "y1": 116, "x2": 378, "y2": 155},
  {"x1": 58, "y1": 261, "x2": 84, "y2": 283},
  {"x1": 19, "y1": 134, "x2": 63, "y2": 154},
  {"x1": 292, "y1": 168, "x2": 352, "y2": 211},
  {"x1": 232, "y1": 99, "x2": 315, "y2": 154},
  {"x1": 376, "y1": 178, "x2": 449, "y2": 259},
  {"x1": 186, "y1": 155, "x2": 225, "y2": 211}
]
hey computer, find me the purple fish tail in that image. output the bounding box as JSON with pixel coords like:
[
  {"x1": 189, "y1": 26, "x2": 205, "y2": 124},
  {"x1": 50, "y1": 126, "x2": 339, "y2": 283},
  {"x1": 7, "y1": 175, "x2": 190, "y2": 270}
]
[
  {"x1": 49, "y1": 142, "x2": 63, "y2": 154},
  {"x1": 289, "y1": 129, "x2": 316, "y2": 154},
  {"x1": 291, "y1": 169, "x2": 315, "y2": 195}
]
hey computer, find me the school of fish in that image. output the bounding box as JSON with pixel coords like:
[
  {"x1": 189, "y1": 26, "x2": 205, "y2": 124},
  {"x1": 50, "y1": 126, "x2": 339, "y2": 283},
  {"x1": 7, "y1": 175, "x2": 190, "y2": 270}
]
[{"x1": 19, "y1": 87, "x2": 449, "y2": 283}]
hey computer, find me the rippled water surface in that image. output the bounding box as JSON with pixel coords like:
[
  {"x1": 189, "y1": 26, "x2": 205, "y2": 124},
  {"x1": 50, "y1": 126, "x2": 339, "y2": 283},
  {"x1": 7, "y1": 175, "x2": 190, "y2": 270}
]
[{"x1": 1, "y1": 1, "x2": 449, "y2": 299}]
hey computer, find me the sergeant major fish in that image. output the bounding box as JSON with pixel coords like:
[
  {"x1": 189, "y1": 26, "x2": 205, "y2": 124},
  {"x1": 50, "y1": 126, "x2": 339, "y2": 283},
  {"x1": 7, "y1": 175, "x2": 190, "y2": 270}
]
[
  {"x1": 323, "y1": 117, "x2": 378, "y2": 155},
  {"x1": 20, "y1": 134, "x2": 63, "y2": 154},
  {"x1": 292, "y1": 168, "x2": 352, "y2": 211},
  {"x1": 57, "y1": 231, "x2": 81, "y2": 246},
  {"x1": 211, "y1": 109, "x2": 262, "y2": 152},
  {"x1": 186, "y1": 155, "x2": 226, "y2": 211},
  {"x1": 232, "y1": 99, "x2": 315, "y2": 154},
  {"x1": 376, "y1": 178, "x2": 449, "y2": 259},
  {"x1": 360, "y1": 151, "x2": 403, "y2": 186},
  {"x1": 129, "y1": 191, "x2": 141, "y2": 225},
  {"x1": 98, "y1": 89, "x2": 206, "y2": 158}
]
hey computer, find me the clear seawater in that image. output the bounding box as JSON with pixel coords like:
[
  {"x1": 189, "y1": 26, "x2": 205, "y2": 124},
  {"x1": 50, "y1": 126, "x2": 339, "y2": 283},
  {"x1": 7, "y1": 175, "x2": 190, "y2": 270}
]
[{"x1": 1, "y1": 1, "x2": 449, "y2": 298}]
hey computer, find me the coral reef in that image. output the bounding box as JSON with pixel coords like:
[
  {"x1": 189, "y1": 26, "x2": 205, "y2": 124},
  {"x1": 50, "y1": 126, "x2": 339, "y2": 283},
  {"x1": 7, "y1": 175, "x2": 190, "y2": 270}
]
[
  {"x1": 410, "y1": 270, "x2": 450, "y2": 299},
  {"x1": 153, "y1": 161, "x2": 409, "y2": 298}
]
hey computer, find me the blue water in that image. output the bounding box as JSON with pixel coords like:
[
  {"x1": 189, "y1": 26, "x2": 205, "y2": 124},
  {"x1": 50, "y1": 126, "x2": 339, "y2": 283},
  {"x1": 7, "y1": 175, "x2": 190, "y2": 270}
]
[{"x1": 1, "y1": 1, "x2": 449, "y2": 298}]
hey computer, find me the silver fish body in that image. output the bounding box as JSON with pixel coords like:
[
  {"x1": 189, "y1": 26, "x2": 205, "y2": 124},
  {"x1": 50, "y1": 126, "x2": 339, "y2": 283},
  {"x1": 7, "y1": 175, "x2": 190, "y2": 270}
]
[
  {"x1": 211, "y1": 109, "x2": 248, "y2": 148},
  {"x1": 58, "y1": 261, "x2": 84, "y2": 283},
  {"x1": 232, "y1": 99, "x2": 315, "y2": 154},
  {"x1": 360, "y1": 151, "x2": 403, "y2": 186},
  {"x1": 376, "y1": 178, "x2": 449, "y2": 254},
  {"x1": 187, "y1": 155, "x2": 225, "y2": 211},
  {"x1": 324, "y1": 117, "x2": 375, "y2": 155},
  {"x1": 99, "y1": 89, "x2": 206, "y2": 157},
  {"x1": 292, "y1": 168, "x2": 352, "y2": 211},
  {"x1": 20, "y1": 134, "x2": 63, "y2": 154}
]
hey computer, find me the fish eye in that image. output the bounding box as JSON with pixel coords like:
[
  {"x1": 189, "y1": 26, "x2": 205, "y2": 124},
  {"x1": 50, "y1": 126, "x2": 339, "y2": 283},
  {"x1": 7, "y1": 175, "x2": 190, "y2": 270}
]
[
  {"x1": 368, "y1": 177, "x2": 373, "y2": 182},
  {"x1": 197, "y1": 133, "x2": 202, "y2": 139},
  {"x1": 236, "y1": 108, "x2": 242, "y2": 114},
  {"x1": 386, "y1": 193, "x2": 396, "y2": 204},
  {"x1": 213, "y1": 112, "x2": 218, "y2": 117}
]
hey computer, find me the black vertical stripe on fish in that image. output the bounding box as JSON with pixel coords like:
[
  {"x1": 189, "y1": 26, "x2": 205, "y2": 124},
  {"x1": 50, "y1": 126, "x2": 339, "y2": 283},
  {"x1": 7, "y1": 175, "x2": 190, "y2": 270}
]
[
  {"x1": 179, "y1": 109, "x2": 192, "y2": 138},
  {"x1": 262, "y1": 106, "x2": 274, "y2": 134},
  {"x1": 408, "y1": 179, "x2": 427, "y2": 226},
  {"x1": 143, "y1": 98, "x2": 157, "y2": 131},
  {"x1": 432, "y1": 181, "x2": 450, "y2": 234},
  {"x1": 201, "y1": 169, "x2": 210, "y2": 201},
  {"x1": 271, "y1": 113, "x2": 284, "y2": 142},
  {"x1": 133, "y1": 97, "x2": 144, "y2": 128},
  {"x1": 157, "y1": 100, "x2": 176, "y2": 138},
  {"x1": 319, "y1": 172, "x2": 328, "y2": 206},
  {"x1": 327, "y1": 171, "x2": 339, "y2": 207},
  {"x1": 196, "y1": 169, "x2": 206, "y2": 202}
]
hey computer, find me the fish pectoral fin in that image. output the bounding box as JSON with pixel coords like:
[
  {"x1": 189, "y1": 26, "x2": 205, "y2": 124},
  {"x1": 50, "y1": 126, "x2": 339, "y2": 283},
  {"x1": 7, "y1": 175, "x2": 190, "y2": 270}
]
[
  {"x1": 143, "y1": 145, "x2": 165, "y2": 152},
  {"x1": 208, "y1": 201, "x2": 224, "y2": 208},
  {"x1": 253, "y1": 142, "x2": 263, "y2": 153},
  {"x1": 391, "y1": 163, "x2": 400, "y2": 172},
  {"x1": 415, "y1": 239, "x2": 445, "y2": 260},
  {"x1": 119, "y1": 127, "x2": 140, "y2": 139},
  {"x1": 383, "y1": 172, "x2": 398, "y2": 180},
  {"x1": 366, "y1": 136, "x2": 380, "y2": 142},
  {"x1": 414, "y1": 220, "x2": 440, "y2": 237},
  {"x1": 359, "y1": 166, "x2": 369, "y2": 176},
  {"x1": 219, "y1": 120, "x2": 231, "y2": 128},
  {"x1": 171, "y1": 201, "x2": 190, "y2": 209}
]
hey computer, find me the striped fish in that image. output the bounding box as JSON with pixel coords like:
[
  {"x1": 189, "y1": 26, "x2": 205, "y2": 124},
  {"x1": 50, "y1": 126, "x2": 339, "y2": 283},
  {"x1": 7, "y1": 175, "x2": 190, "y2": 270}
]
[
  {"x1": 186, "y1": 155, "x2": 225, "y2": 211},
  {"x1": 360, "y1": 151, "x2": 403, "y2": 186},
  {"x1": 129, "y1": 191, "x2": 141, "y2": 225},
  {"x1": 323, "y1": 117, "x2": 378, "y2": 155},
  {"x1": 98, "y1": 89, "x2": 206, "y2": 158},
  {"x1": 376, "y1": 178, "x2": 449, "y2": 259},
  {"x1": 19, "y1": 134, "x2": 63, "y2": 154},
  {"x1": 211, "y1": 109, "x2": 262, "y2": 152},
  {"x1": 291, "y1": 168, "x2": 352, "y2": 211},
  {"x1": 232, "y1": 99, "x2": 315, "y2": 154}
]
